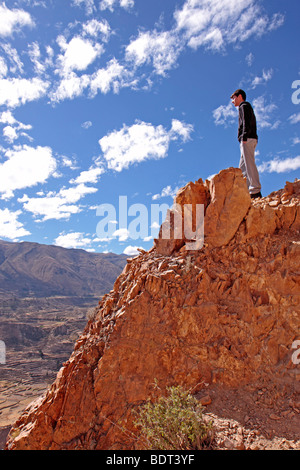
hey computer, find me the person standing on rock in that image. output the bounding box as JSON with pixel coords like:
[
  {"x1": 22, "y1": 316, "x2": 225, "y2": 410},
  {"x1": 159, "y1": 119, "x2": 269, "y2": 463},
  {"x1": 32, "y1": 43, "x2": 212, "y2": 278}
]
[{"x1": 231, "y1": 89, "x2": 262, "y2": 199}]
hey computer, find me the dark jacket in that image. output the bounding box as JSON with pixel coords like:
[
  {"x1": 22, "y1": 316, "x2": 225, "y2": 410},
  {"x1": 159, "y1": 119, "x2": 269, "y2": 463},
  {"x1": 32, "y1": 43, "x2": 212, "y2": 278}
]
[{"x1": 238, "y1": 101, "x2": 258, "y2": 142}]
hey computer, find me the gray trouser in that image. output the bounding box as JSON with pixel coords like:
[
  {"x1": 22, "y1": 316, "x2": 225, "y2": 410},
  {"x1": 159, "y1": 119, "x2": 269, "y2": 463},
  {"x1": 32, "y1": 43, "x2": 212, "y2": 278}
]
[{"x1": 239, "y1": 138, "x2": 261, "y2": 195}]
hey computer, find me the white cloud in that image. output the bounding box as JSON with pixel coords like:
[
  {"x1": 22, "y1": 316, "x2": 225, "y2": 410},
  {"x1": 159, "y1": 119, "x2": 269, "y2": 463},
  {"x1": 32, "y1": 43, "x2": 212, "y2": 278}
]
[
  {"x1": 82, "y1": 19, "x2": 111, "y2": 42},
  {"x1": 113, "y1": 228, "x2": 130, "y2": 241},
  {"x1": 174, "y1": 0, "x2": 284, "y2": 51},
  {"x1": 99, "y1": 119, "x2": 192, "y2": 172},
  {"x1": 0, "y1": 0, "x2": 285, "y2": 108},
  {"x1": 0, "y1": 145, "x2": 57, "y2": 199},
  {"x1": 24, "y1": 1, "x2": 46, "y2": 8},
  {"x1": 50, "y1": 72, "x2": 90, "y2": 102},
  {"x1": 28, "y1": 42, "x2": 52, "y2": 76},
  {"x1": 61, "y1": 156, "x2": 77, "y2": 169},
  {"x1": 19, "y1": 183, "x2": 98, "y2": 221},
  {"x1": 0, "y1": 110, "x2": 33, "y2": 142},
  {"x1": 89, "y1": 58, "x2": 128, "y2": 95},
  {"x1": 54, "y1": 231, "x2": 93, "y2": 249},
  {"x1": 289, "y1": 113, "x2": 300, "y2": 125},
  {"x1": 0, "y1": 57, "x2": 7, "y2": 77},
  {"x1": 0, "y1": 77, "x2": 49, "y2": 108},
  {"x1": 3, "y1": 125, "x2": 18, "y2": 143},
  {"x1": 114, "y1": 0, "x2": 283, "y2": 85},
  {"x1": 99, "y1": 120, "x2": 168, "y2": 172},
  {"x1": 52, "y1": 57, "x2": 131, "y2": 102},
  {"x1": 2, "y1": 43, "x2": 24, "y2": 74},
  {"x1": 0, "y1": 3, "x2": 34, "y2": 37},
  {"x1": 72, "y1": 0, "x2": 96, "y2": 15},
  {"x1": 213, "y1": 101, "x2": 237, "y2": 126},
  {"x1": 252, "y1": 96, "x2": 278, "y2": 129},
  {"x1": 54, "y1": 183, "x2": 97, "y2": 206},
  {"x1": 125, "y1": 30, "x2": 182, "y2": 76},
  {"x1": 246, "y1": 52, "x2": 254, "y2": 66},
  {"x1": 70, "y1": 167, "x2": 104, "y2": 184},
  {"x1": 258, "y1": 155, "x2": 300, "y2": 174},
  {"x1": 81, "y1": 120, "x2": 92, "y2": 129},
  {"x1": 120, "y1": 0, "x2": 134, "y2": 9},
  {"x1": 100, "y1": 0, "x2": 134, "y2": 12},
  {"x1": 99, "y1": 0, "x2": 115, "y2": 11},
  {"x1": 0, "y1": 208, "x2": 31, "y2": 240},
  {"x1": 56, "y1": 36, "x2": 103, "y2": 75},
  {"x1": 251, "y1": 69, "x2": 273, "y2": 89},
  {"x1": 123, "y1": 245, "x2": 143, "y2": 256},
  {"x1": 152, "y1": 184, "x2": 179, "y2": 200},
  {"x1": 170, "y1": 119, "x2": 193, "y2": 142},
  {"x1": 0, "y1": 110, "x2": 16, "y2": 125},
  {"x1": 19, "y1": 193, "x2": 78, "y2": 221}
]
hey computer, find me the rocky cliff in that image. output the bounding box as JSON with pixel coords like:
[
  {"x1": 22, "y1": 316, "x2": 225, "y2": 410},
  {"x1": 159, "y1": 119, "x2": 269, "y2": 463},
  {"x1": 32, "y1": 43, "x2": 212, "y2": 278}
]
[{"x1": 5, "y1": 168, "x2": 300, "y2": 450}]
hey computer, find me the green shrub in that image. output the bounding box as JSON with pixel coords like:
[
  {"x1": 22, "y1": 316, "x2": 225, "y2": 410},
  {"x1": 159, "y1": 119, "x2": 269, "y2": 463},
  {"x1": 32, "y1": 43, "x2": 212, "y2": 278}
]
[{"x1": 134, "y1": 384, "x2": 214, "y2": 450}]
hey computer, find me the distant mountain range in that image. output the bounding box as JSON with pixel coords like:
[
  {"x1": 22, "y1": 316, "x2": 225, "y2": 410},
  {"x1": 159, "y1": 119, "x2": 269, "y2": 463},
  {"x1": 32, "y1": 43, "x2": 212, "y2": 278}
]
[{"x1": 0, "y1": 240, "x2": 128, "y2": 299}]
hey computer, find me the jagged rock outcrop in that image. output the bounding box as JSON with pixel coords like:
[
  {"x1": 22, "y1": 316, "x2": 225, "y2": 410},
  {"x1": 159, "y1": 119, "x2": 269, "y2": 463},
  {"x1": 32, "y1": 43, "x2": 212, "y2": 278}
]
[
  {"x1": 155, "y1": 167, "x2": 252, "y2": 254},
  {"x1": 5, "y1": 168, "x2": 300, "y2": 450}
]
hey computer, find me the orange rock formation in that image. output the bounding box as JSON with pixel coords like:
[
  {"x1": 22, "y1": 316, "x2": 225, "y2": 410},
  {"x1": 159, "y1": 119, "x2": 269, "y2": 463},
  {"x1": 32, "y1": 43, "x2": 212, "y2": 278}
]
[{"x1": 5, "y1": 168, "x2": 300, "y2": 450}]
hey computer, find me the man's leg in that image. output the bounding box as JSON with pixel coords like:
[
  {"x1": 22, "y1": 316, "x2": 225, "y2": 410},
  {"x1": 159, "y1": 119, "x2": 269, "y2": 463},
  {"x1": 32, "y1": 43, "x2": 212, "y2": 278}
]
[{"x1": 239, "y1": 139, "x2": 261, "y2": 196}]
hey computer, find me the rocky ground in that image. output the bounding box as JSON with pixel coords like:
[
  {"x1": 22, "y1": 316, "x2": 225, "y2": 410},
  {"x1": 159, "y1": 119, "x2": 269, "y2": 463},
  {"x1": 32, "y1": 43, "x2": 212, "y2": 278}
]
[
  {"x1": 1, "y1": 381, "x2": 299, "y2": 450},
  {"x1": 197, "y1": 379, "x2": 300, "y2": 450}
]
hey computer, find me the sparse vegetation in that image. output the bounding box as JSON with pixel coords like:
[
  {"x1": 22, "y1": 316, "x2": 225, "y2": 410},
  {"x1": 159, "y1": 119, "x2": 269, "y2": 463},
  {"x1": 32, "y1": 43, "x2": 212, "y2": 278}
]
[{"x1": 134, "y1": 383, "x2": 214, "y2": 450}]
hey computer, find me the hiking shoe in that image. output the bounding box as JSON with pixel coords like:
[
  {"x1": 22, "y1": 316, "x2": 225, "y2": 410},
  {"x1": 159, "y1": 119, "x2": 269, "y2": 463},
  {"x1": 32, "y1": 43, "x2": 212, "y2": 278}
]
[{"x1": 250, "y1": 192, "x2": 262, "y2": 199}]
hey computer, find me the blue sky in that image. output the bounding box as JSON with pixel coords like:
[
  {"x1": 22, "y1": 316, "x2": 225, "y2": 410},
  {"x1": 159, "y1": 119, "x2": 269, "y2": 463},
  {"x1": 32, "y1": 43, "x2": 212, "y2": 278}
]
[{"x1": 0, "y1": 0, "x2": 299, "y2": 255}]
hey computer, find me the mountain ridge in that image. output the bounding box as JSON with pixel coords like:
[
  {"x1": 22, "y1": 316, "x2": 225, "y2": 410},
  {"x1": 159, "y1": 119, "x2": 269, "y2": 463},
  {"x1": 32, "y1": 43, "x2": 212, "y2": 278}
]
[
  {"x1": 0, "y1": 240, "x2": 128, "y2": 448},
  {"x1": 0, "y1": 239, "x2": 128, "y2": 299}
]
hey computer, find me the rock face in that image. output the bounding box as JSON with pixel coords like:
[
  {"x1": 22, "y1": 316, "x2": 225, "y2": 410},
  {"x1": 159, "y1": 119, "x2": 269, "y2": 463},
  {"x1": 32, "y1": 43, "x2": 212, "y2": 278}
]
[{"x1": 5, "y1": 168, "x2": 300, "y2": 450}]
